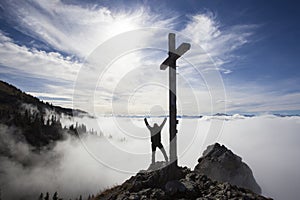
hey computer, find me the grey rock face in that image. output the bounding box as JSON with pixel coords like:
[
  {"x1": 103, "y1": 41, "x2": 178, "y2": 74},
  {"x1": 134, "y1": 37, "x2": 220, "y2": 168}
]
[{"x1": 194, "y1": 143, "x2": 262, "y2": 194}]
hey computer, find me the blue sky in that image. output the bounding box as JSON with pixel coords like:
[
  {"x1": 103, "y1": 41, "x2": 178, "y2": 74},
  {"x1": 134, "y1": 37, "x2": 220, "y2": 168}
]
[{"x1": 0, "y1": 0, "x2": 299, "y2": 115}]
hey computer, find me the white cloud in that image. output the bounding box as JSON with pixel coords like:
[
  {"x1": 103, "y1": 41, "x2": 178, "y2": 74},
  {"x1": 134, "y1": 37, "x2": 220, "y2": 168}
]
[
  {"x1": 224, "y1": 83, "x2": 300, "y2": 113},
  {"x1": 0, "y1": 31, "x2": 80, "y2": 108},
  {"x1": 2, "y1": 0, "x2": 176, "y2": 57},
  {"x1": 0, "y1": 31, "x2": 80, "y2": 82},
  {"x1": 181, "y1": 12, "x2": 255, "y2": 69}
]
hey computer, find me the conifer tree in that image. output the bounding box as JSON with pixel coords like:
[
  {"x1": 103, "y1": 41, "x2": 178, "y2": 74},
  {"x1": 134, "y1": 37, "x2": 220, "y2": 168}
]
[
  {"x1": 38, "y1": 193, "x2": 43, "y2": 200},
  {"x1": 44, "y1": 192, "x2": 49, "y2": 200},
  {"x1": 52, "y1": 192, "x2": 58, "y2": 200}
]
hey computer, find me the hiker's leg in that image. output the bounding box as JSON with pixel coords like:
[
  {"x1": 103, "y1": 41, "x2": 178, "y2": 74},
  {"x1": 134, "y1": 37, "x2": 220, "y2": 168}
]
[
  {"x1": 151, "y1": 143, "x2": 156, "y2": 164},
  {"x1": 152, "y1": 151, "x2": 156, "y2": 164},
  {"x1": 158, "y1": 143, "x2": 168, "y2": 162}
]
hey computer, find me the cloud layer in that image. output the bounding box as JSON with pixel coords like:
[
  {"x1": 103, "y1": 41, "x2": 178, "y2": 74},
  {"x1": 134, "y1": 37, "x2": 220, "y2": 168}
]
[{"x1": 1, "y1": 115, "x2": 300, "y2": 199}]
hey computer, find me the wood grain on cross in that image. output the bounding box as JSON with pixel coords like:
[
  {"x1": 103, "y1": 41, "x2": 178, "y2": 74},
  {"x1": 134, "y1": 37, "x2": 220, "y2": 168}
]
[{"x1": 160, "y1": 33, "x2": 190, "y2": 169}]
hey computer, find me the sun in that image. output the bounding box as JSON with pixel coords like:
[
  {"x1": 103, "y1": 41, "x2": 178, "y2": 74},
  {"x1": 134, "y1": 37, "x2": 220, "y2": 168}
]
[{"x1": 109, "y1": 17, "x2": 138, "y2": 37}]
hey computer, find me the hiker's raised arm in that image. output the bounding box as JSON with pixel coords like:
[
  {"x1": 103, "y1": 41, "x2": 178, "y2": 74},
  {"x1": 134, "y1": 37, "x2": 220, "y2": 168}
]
[
  {"x1": 144, "y1": 118, "x2": 151, "y2": 129},
  {"x1": 160, "y1": 117, "x2": 167, "y2": 128}
]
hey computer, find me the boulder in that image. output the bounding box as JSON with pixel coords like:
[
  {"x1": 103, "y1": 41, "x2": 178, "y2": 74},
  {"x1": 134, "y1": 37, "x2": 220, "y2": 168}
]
[{"x1": 194, "y1": 143, "x2": 262, "y2": 194}]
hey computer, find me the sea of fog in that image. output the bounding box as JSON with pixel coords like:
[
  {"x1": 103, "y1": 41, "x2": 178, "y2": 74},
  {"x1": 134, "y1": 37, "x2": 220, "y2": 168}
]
[{"x1": 1, "y1": 115, "x2": 300, "y2": 200}]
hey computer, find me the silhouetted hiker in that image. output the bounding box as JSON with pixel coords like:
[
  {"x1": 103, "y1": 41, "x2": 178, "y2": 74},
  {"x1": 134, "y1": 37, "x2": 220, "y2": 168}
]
[{"x1": 144, "y1": 117, "x2": 168, "y2": 164}]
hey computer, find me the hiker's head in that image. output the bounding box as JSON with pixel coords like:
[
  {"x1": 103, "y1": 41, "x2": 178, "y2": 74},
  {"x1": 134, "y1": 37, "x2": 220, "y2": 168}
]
[{"x1": 154, "y1": 123, "x2": 159, "y2": 128}]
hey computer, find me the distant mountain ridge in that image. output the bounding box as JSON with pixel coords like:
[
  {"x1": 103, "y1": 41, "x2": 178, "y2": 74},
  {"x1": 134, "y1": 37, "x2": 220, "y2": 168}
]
[{"x1": 108, "y1": 113, "x2": 300, "y2": 119}]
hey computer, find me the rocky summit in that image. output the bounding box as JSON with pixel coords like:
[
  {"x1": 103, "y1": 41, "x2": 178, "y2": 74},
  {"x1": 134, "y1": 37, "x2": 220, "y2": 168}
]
[
  {"x1": 195, "y1": 143, "x2": 262, "y2": 194},
  {"x1": 96, "y1": 143, "x2": 272, "y2": 200}
]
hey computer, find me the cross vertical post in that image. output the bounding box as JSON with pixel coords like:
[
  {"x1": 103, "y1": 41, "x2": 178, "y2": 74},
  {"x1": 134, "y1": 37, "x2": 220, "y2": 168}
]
[
  {"x1": 160, "y1": 33, "x2": 190, "y2": 171},
  {"x1": 169, "y1": 33, "x2": 177, "y2": 167}
]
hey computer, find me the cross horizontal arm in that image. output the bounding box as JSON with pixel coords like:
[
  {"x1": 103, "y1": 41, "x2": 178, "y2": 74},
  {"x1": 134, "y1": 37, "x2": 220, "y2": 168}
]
[
  {"x1": 160, "y1": 57, "x2": 172, "y2": 70},
  {"x1": 160, "y1": 42, "x2": 191, "y2": 70},
  {"x1": 175, "y1": 43, "x2": 191, "y2": 57}
]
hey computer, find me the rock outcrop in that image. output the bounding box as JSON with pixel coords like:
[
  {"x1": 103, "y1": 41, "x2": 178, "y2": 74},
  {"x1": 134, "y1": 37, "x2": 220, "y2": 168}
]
[
  {"x1": 96, "y1": 143, "x2": 271, "y2": 200},
  {"x1": 194, "y1": 143, "x2": 262, "y2": 194},
  {"x1": 96, "y1": 167, "x2": 270, "y2": 200}
]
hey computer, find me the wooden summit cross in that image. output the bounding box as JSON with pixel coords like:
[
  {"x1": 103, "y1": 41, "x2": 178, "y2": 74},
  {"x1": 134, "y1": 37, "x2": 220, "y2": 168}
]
[{"x1": 160, "y1": 33, "x2": 190, "y2": 169}]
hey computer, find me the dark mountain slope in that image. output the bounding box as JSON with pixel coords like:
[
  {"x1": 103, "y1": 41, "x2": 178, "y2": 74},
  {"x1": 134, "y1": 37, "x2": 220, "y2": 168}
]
[
  {"x1": 0, "y1": 80, "x2": 85, "y2": 116},
  {"x1": 0, "y1": 80, "x2": 87, "y2": 148}
]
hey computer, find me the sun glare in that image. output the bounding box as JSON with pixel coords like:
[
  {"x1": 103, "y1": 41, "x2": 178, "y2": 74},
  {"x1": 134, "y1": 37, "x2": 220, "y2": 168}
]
[{"x1": 109, "y1": 18, "x2": 137, "y2": 36}]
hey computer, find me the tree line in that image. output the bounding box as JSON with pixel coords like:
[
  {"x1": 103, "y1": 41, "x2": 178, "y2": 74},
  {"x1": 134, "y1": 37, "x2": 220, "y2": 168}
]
[
  {"x1": 0, "y1": 108, "x2": 88, "y2": 148},
  {"x1": 38, "y1": 192, "x2": 95, "y2": 200}
]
